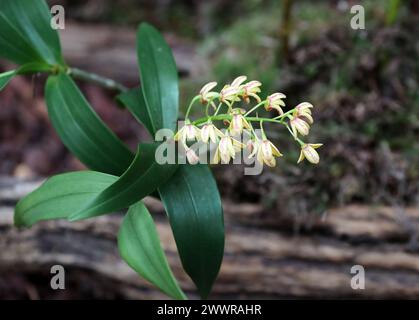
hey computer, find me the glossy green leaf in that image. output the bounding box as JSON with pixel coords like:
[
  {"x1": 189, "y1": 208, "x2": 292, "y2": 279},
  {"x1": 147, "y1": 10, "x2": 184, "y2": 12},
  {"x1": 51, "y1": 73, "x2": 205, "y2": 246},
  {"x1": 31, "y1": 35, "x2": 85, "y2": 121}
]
[
  {"x1": 0, "y1": 0, "x2": 64, "y2": 65},
  {"x1": 118, "y1": 202, "x2": 186, "y2": 300},
  {"x1": 0, "y1": 70, "x2": 15, "y2": 91},
  {"x1": 69, "y1": 143, "x2": 178, "y2": 221},
  {"x1": 159, "y1": 165, "x2": 225, "y2": 299},
  {"x1": 15, "y1": 171, "x2": 117, "y2": 228},
  {"x1": 137, "y1": 23, "x2": 179, "y2": 133},
  {"x1": 117, "y1": 88, "x2": 154, "y2": 135},
  {"x1": 45, "y1": 73, "x2": 134, "y2": 176},
  {"x1": 17, "y1": 62, "x2": 54, "y2": 74},
  {"x1": 1, "y1": 63, "x2": 56, "y2": 92}
]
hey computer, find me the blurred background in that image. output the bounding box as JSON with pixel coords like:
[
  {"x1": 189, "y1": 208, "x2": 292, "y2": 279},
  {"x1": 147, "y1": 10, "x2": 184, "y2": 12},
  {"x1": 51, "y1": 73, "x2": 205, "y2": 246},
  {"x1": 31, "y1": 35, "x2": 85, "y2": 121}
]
[{"x1": 0, "y1": 0, "x2": 418, "y2": 299}]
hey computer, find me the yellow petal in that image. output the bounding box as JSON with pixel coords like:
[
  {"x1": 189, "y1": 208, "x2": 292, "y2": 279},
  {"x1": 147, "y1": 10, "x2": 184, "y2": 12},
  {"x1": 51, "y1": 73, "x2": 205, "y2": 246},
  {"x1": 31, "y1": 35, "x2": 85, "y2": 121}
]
[
  {"x1": 212, "y1": 148, "x2": 220, "y2": 164},
  {"x1": 256, "y1": 148, "x2": 265, "y2": 165},
  {"x1": 297, "y1": 149, "x2": 305, "y2": 163},
  {"x1": 310, "y1": 143, "x2": 323, "y2": 149},
  {"x1": 231, "y1": 75, "x2": 247, "y2": 87},
  {"x1": 272, "y1": 105, "x2": 284, "y2": 115},
  {"x1": 249, "y1": 93, "x2": 261, "y2": 103},
  {"x1": 270, "y1": 142, "x2": 283, "y2": 157},
  {"x1": 201, "y1": 126, "x2": 210, "y2": 143},
  {"x1": 303, "y1": 145, "x2": 320, "y2": 164},
  {"x1": 264, "y1": 156, "x2": 276, "y2": 167},
  {"x1": 200, "y1": 81, "x2": 218, "y2": 95},
  {"x1": 303, "y1": 113, "x2": 314, "y2": 124}
]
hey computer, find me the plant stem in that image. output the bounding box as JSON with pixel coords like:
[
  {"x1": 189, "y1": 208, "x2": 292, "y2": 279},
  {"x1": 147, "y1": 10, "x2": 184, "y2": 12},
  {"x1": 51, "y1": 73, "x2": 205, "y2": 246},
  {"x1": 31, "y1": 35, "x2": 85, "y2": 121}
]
[
  {"x1": 244, "y1": 101, "x2": 265, "y2": 116},
  {"x1": 260, "y1": 121, "x2": 267, "y2": 139},
  {"x1": 274, "y1": 108, "x2": 294, "y2": 120},
  {"x1": 185, "y1": 96, "x2": 200, "y2": 120},
  {"x1": 213, "y1": 102, "x2": 223, "y2": 116},
  {"x1": 285, "y1": 123, "x2": 304, "y2": 145},
  {"x1": 193, "y1": 114, "x2": 286, "y2": 126},
  {"x1": 68, "y1": 67, "x2": 128, "y2": 93},
  {"x1": 246, "y1": 116, "x2": 285, "y2": 125}
]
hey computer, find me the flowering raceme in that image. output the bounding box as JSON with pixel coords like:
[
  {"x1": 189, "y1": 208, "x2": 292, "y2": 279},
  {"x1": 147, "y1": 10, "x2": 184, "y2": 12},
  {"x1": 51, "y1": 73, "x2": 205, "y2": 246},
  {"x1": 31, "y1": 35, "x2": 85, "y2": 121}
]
[{"x1": 176, "y1": 76, "x2": 323, "y2": 167}]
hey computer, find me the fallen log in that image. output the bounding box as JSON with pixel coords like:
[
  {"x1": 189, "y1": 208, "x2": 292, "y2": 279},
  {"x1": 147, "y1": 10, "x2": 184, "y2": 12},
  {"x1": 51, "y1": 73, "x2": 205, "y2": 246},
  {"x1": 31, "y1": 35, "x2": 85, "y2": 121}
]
[
  {"x1": 1, "y1": 177, "x2": 419, "y2": 299},
  {"x1": 59, "y1": 23, "x2": 204, "y2": 85}
]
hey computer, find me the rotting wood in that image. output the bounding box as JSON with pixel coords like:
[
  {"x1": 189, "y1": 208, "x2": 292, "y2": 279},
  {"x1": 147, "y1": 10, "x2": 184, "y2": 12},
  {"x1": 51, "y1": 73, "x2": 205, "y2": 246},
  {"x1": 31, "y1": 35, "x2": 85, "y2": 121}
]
[{"x1": 1, "y1": 178, "x2": 419, "y2": 299}]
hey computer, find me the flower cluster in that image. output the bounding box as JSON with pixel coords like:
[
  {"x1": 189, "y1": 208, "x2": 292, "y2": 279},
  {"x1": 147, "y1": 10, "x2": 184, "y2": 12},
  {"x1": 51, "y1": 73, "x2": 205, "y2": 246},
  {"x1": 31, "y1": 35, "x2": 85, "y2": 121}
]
[{"x1": 174, "y1": 76, "x2": 323, "y2": 167}]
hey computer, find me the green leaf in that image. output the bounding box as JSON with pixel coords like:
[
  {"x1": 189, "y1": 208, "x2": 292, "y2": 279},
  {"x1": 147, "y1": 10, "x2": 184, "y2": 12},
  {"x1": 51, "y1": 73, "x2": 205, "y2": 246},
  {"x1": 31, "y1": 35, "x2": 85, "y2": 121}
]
[
  {"x1": 17, "y1": 62, "x2": 54, "y2": 74},
  {"x1": 118, "y1": 202, "x2": 186, "y2": 300},
  {"x1": 0, "y1": 70, "x2": 15, "y2": 91},
  {"x1": 69, "y1": 143, "x2": 178, "y2": 221},
  {"x1": 117, "y1": 88, "x2": 154, "y2": 135},
  {"x1": 15, "y1": 171, "x2": 118, "y2": 228},
  {"x1": 137, "y1": 23, "x2": 179, "y2": 134},
  {"x1": 159, "y1": 165, "x2": 225, "y2": 299},
  {"x1": 1, "y1": 63, "x2": 55, "y2": 92},
  {"x1": 45, "y1": 73, "x2": 134, "y2": 176},
  {"x1": 0, "y1": 0, "x2": 64, "y2": 66}
]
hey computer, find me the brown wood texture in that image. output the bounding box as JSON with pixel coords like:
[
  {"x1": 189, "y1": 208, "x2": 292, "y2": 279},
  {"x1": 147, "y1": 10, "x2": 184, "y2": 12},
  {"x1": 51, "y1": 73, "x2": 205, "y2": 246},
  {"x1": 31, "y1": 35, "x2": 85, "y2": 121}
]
[
  {"x1": 59, "y1": 23, "x2": 204, "y2": 85},
  {"x1": 1, "y1": 178, "x2": 419, "y2": 299}
]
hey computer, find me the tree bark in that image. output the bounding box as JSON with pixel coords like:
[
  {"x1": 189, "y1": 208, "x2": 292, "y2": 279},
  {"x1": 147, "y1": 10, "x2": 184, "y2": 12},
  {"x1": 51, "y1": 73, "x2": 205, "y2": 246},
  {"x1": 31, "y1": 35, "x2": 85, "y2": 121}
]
[
  {"x1": 277, "y1": 0, "x2": 294, "y2": 65},
  {"x1": 1, "y1": 178, "x2": 419, "y2": 299}
]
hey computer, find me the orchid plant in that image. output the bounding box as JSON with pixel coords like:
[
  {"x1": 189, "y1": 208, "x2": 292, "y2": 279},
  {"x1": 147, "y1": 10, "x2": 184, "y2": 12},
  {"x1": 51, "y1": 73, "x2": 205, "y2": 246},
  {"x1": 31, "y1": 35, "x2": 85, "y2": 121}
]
[
  {"x1": 175, "y1": 76, "x2": 322, "y2": 167},
  {"x1": 0, "y1": 0, "x2": 322, "y2": 300}
]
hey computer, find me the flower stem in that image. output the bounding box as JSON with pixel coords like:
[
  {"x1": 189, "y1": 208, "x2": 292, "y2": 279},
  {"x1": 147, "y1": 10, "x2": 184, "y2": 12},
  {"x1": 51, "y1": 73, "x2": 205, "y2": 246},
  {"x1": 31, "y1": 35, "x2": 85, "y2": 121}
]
[
  {"x1": 213, "y1": 102, "x2": 223, "y2": 116},
  {"x1": 285, "y1": 123, "x2": 304, "y2": 145},
  {"x1": 274, "y1": 109, "x2": 295, "y2": 120},
  {"x1": 185, "y1": 96, "x2": 200, "y2": 120},
  {"x1": 68, "y1": 67, "x2": 128, "y2": 93},
  {"x1": 193, "y1": 114, "x2": 287, "y2": 126},
  {"x1": 260, "y1": 121, "x2": 267, "y2": 139},
  {"x1": 244, "y1": 101, "x2": 266, "y2": 116}
]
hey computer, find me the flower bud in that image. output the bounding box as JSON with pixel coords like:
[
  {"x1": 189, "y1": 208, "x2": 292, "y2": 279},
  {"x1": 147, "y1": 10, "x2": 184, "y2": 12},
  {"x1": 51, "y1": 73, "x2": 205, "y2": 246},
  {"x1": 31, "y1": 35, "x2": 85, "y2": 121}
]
[
  {"x1": 297, "y1": 143, "x2": 323, "y2": 164},
  {"x1": 199, "y1": 81, "x2": 219, "y2": 104},
  {"x1": 290, "y1": 117, "x2": 310, "y2": 136}
]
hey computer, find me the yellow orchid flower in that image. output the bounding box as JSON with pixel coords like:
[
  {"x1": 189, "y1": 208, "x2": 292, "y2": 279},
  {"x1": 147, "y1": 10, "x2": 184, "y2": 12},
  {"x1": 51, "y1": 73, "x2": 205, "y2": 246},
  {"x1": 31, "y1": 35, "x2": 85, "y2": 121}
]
[
  {"x1": 242, "y1": 80, "x2": 262, "y2": 103},
  {"x1": 174, "y1": 123, "x2": 201, "y2": 143},
  {"x1": 265, "y1": 93, "x2": 286, "y2": 115},
  {"x1": 199, "y1": 81, "x2": 219, "y2": 104},
  {"x1": 297, "y1": 143, "x2": 323, "y2": 164},
  {"x1": 213, "y1": 135, "x2": 245, "y2": 164},
  {"x1": 249, "y1": 139, "x2": 283, "y2": 167},
  {"x1": 201, "y1": 123, "x2": 224, "y2": 143},
  {"x1": 290, "y1": 116, "x2": 310, "y2": 136}
]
